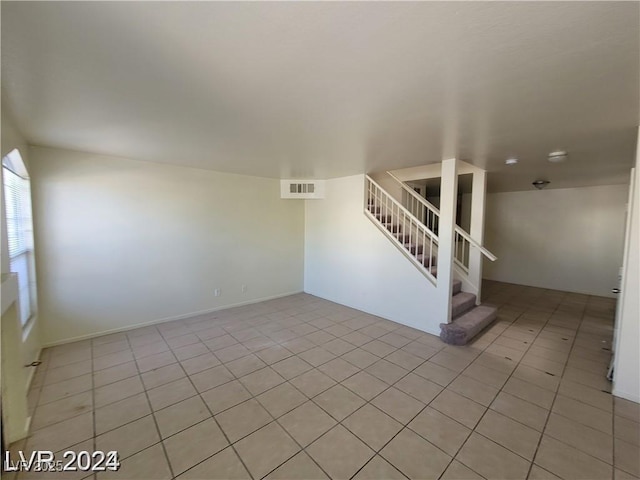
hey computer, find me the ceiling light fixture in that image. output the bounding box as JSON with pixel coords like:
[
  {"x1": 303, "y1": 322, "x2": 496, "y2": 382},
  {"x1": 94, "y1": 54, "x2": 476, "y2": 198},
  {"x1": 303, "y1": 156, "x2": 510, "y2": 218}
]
[
  {"x1": 505, "y1": 158, "x2": 518, "y2": 165},
  {"x1": 548, "y1": 150, "x2": 568, "y2": 163},
  {"x1": 532, "y1": 180, "x2": 550, "y2": 190}
]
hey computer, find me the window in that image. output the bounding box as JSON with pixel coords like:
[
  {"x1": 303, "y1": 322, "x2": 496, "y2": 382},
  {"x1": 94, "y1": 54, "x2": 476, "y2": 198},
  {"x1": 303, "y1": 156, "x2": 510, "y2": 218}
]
[{"x1": 3, "y1": 149, "x2": 37, "y2": 326}]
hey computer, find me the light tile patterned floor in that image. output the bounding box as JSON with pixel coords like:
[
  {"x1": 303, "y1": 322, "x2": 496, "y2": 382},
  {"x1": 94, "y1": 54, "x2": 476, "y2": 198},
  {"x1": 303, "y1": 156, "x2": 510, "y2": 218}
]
[{"x1": 7, "y1": 281, "x2": 640, "y2": 480}]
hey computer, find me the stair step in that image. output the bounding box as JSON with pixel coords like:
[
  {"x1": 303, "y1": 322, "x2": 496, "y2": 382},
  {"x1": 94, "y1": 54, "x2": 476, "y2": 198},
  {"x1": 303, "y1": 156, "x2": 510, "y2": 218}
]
[
  {"x1": 439, "y1": 305, "x2": 498, "y2": 345},
  {"x1": 386, "y1": 224, "x2": 402, "y2": 233},
  {"x1": 406, "y1": 244, "x2": 425, "y2": 255},
  {"x1": 453, "y1": 279, "x2": 462, "y2": 295},
  {"x1": 394, "y1": 234, "x2": 411, "y2": 243},
  {"x1": 368, "y1": 206, "x2": 381, "y2": 214},
  {"x1": 451, "y1": 292, "x2": 476, "y2": 318},
  {"x1": 376, "y1": 214, "x2": 392, "y2": 223},
  {"x1": 416, "y1": 253, "x2": 436, "y2": 267}
]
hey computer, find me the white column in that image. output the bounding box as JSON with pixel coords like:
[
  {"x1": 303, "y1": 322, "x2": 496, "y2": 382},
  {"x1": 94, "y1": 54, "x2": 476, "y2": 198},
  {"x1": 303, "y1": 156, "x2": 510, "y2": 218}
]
[
  {"x1": 437, "y1": 158, "x2": 458, "y2": 323},
  {"x1": 469, "y1": 169, "x2": 487, "y2": 302}
]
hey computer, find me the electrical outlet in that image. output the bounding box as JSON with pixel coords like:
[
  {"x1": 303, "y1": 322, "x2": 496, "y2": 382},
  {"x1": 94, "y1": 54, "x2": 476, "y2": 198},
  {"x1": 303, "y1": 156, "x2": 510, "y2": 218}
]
[
  {"x1": 214, "y1": 288, "x2": 221, "y2": 297},
  {"x1": 242, "y1": 285, "x2": 247, "y2": 293}
]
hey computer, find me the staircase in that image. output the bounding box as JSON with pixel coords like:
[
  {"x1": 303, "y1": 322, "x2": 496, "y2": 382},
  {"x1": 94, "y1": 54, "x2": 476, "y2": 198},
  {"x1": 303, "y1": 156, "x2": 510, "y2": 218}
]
[{"x1": 365, "y1": 169, "x2": 497, "y2": 345}]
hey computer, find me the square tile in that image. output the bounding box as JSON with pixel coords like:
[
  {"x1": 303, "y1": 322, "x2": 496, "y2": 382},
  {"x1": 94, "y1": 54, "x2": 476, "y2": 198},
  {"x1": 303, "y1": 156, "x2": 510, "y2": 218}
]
[
  {"x1": 553, "y1": 394, "x2": 612, "y2": 434},
  {"x1": 408, "y1": 407, "x2": 471, "y2": 456},
  {"x1": 30, "y1": 391, "x2": 93, "y2": 431},
  {"x1": 216, "y1": 343, "x2": 251, "y2": 363},
  {"x1": 307, "y1": 425, "x2": 374, "y2": 479},
  {"x1": 147, "y1": 377, "x2": 197, "y2": 411},
  {"x1": 503, "y1": 377, "x2": 555, "y2": 409},
  {"x1": 257, "y1": 382, "x2": 306, "y2": 418},
  {"x1": 343, "y1": 404, "x2": 403, "y2": 451},
  {"x1": 93, "y1": 362, "x2": 139, "y2": 388},
  {"x1": 342, "y1": 348, "x2": 380, "y2": 369},
  {"x1": 380, "y1": 428, "x2": 451, "y2": 480},
  {"x1": 163, "y1": 418, "x2": 229, "y2": 476},
  {"x1": 535, "y1": 435, "x2": 612, "y2": 480},
  {"x1": 299, "y1": 347, "x2": 336, "y2": 367},
  {"x1": 96, "y1": 415, "x2": 160, "y2": 461},
  {"x1": 201, "y1": 379, "x2": 252, "y2": 414},
  {"x1": 256, "y1": 346, "x2": 294, "y2": 365},
  {"x1": 271, "y1": 356, "x2": 313, "y2": 380},
  {"x1": 441, "y1": 460, "x2": 485, "y2": 480},
  {"x1": 180, "y1": 352, "x2": 221, "y2": 375},
  {"x1": 95, "y1": 393, "x2": 151, "y2": 435},
  {"x1": 314, "y1": 384, "x2": 365, "y2": 421},
  {"x1": 234, "y1": 422, "x2": 300, "y2": 479},
  {"x1": 94, "y1": 376, "x2": 144, "y2": 408},
  {"x1": 430, "y1": 389, "x2": 486, "y2": 429},
  {"x1": 317, "y1": 357, "x2": 360, "y2": 382},
  {"x1": 456, "y1": 432, "x2": 530, "y2": 480},
  {"x1": 279, "y1": 401, "x2": 337, "y2": 447},
  {"x1": 544, "y1": 413, "x2": 613, "y2": 463},
  {"x1": 239, "y1": 367, "x2": 285, "y2": 396},
  {"x1": 366, "y1": 359, "x2": 408, "y2": 385},
  {"x1": 38, "y1": 374, "x2": 93, "y2": 405},
  {"x1": 25, "y1": 412, "x2": 93, "y2": 453},
  {"x1": 490, "y1": 391, "x2": 549, "y2": 432},
  {"x1": 136, "y1": 351, "x2": 177, "y2": 373},
  {"x1": 414, "y1": 361, "x2": 458, "y2": 386},
  {"x1": 476, "y1": 409, "x2": 541, "y2": 460},
  {"x1": 394, "y1": 372, "x2": 443, "y2": 404},
  {"x1": 290, "y1": 369, "x2": 336, "y2": 398},
  {"x1": 361, "y1": 340, "x2": 397, "y2": 357},
  {"x1": 448, "y1": 374, "x2": 499, "y2": 407},
  {"x1": 154, "y1": 395, "x2": 211, "y2": 438},
  {"x1": 98, "y1": 444, "x2": 171, "y2": 480},
  {"x1": 215, "y1": 399, "x2": 272, "y2": 442},
  {"x1": 141, "y1": 363, "x2": 186, "y2": 390},
  {"x1": 225, "y1": 354, "x2": 267, "y2": 377},
  {"x1": 371, "y1": 387, "x2": 424, "y2": 424},
  {"x1": 353, "y1": 456, "x2": 406, "y2": 480},
  {"x1": 323, "y1": 338, "x2": 356, "y2": 356},
  {"x1": 265, "y1": 451, "x2": 328, "y2": 480},
  {"x1": 384, "y1": 349, "x2": 424, "y2": 370},
  {"x1": 615, "y1": 437, "x2": 640, "y2": 477},
  {"x1": 190, "y1": 365, "x2": 235, "y2": 393},
  {"x1": 172, "y1": 342, "x2": 209, "y2": 361},
  {"x1": 175, "y1": 446, "x2": 250, "y2": 479},
  {"x1": 342, "y1": 371, "x2": 388, "y2": 401}
]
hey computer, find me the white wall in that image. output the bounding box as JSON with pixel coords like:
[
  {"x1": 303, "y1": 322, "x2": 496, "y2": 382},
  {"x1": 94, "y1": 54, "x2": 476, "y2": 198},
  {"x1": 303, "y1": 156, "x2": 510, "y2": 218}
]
[
  {"x1": 483, "y1": 184, "x2": 628, "y2": 297},
  {"x1": 304, "y1": 174, "x2": 444, "y2": 335},
  {"x1": 613, "y1": 132, "x2": 639, "y2": 403},
  {"x1": 29, "y1": 146, "x2": 304, "y2": 345},
  {"x1": 1, "y1": 108, "x2": 42, "y2": 385}
]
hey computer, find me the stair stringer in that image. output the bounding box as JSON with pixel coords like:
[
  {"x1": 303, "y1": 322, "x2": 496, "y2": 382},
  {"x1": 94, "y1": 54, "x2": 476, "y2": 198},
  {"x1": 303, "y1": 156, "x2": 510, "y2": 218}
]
[{"x1": 304, "y1": 174, "x2": 447, "y2": 336}]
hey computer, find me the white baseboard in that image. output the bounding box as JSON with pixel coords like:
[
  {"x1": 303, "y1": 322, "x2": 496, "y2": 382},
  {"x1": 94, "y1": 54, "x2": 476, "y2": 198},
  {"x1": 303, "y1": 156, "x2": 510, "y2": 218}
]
[
  {"x1": 612, "y1": 388, "x2": 640, "y2": 405},
  {"x1": 42, "y1": 290, "x2": 304, "y2": 348}
]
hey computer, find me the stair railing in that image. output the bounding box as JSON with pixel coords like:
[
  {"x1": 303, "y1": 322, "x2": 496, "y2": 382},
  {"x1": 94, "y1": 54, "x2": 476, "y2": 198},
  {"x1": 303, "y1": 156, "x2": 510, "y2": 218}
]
[
  {"x1": 365, "y1": 175, "x2": 438, "y2": 285},
  {"x1": 385, "y1": 171, "x2": 497, "y2": 272}
]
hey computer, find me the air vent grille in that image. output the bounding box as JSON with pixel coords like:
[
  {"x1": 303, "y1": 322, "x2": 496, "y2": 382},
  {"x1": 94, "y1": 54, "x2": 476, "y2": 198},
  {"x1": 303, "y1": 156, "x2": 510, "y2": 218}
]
[{"x1": 281, "y1": 180, "x2": 324, "y2": 199}]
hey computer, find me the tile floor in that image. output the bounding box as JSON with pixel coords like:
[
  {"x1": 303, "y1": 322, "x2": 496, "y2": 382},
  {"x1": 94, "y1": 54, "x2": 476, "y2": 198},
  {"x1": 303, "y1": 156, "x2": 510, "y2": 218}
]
[{"x1": 6, "y1": 281, "x2": 640, "y2": 480}]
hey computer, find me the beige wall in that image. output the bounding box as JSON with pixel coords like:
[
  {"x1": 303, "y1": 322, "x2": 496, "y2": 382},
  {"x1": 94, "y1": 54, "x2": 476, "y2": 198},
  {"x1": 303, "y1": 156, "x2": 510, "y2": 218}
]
[
  {"x1": 30, "y1": 146, "x2": 304, "y2": 345},
  {"x1": 484, "y1": 184, "x2": 629, "y2": 297},
  {"x1": 304, "y1": 174, "x2": 445, "y2": 335}
]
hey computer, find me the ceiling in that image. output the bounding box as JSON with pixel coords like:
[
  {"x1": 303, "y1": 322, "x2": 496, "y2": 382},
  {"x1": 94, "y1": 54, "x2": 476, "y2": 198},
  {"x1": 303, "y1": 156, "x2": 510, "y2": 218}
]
[{"x1": 2, "y1": 1, "x2": 638, "y2": 192}]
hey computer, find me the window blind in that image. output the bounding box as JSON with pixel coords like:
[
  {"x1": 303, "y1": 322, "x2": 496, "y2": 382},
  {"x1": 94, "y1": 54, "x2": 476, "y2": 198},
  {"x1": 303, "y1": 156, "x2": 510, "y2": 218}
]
[{"x1": 3, "y1": 163, "x2": 36, "y2": 325}]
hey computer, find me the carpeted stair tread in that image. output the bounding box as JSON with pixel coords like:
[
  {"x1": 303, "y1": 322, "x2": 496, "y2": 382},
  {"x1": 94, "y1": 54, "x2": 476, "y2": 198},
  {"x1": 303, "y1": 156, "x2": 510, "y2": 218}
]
[
  {"x1": 439, "y1": 305, "x2": 497, "y2": 346},
  {"x1": 451, "y1": 292, "x2": 476, "y2": 318},
  {"x1": 452, "y1": 279, "x2": 462, "y2": 295}
]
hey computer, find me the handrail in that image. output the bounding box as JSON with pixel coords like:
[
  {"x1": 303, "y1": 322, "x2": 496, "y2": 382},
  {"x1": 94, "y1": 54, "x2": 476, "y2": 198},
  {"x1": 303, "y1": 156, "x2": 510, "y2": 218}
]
[
  {"x1": 387, "y1": 171, "x2": 440, "y2": 215},
  {"x1": 365, "y1": 175, "x2": 439, "y2": 241},
  {"x1": 385, "y1": 171, "x2": 496, "y2": 262},
  {"x1": 453, "y1": 225, "x2": 497, "y2": 261}
]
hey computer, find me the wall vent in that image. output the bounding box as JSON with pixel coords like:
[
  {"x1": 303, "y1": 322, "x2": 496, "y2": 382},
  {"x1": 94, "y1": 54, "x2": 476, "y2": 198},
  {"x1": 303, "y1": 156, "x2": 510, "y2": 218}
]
[{"x1": 280, "y1": 180, "x2": 325, "y2": 199}]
